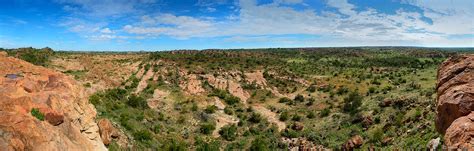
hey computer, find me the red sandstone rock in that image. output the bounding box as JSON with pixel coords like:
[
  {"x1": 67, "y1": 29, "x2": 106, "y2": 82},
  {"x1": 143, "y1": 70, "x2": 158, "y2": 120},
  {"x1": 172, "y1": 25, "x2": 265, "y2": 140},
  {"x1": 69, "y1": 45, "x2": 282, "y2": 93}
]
[
  {"x1": 341, "y1": 135, "x2": 363, "y2": 151},
  {"x1": 436, "y1": 55, "x2": 474, "y2": 150},
  {"x1": 444, "y1": 112, "x2": 474, "y2": 149},
  {"x1": 45, "y1": 112, "x2": 64, "y2": 126},
  {"x1": 0, "y1": 54, "x2": 106, "y2": 150},
  {"x1": 436, "y1": 55, "x2": 474, "y2": 134},
  {"x1": 98, "y1": 119, "x2": 118, "y2": 146}
]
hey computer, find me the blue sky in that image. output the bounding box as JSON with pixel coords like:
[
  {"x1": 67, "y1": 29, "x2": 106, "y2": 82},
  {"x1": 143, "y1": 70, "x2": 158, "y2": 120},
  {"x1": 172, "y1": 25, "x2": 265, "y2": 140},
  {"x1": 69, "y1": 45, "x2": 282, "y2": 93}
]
[{"x1": 0, "y1": 0, "x2": 472, "y2": 51}]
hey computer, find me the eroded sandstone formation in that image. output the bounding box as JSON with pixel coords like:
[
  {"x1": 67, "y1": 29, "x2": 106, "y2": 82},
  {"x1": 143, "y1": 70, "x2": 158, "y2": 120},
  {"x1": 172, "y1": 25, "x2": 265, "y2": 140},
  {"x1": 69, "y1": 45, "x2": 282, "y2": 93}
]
[
  {"x1": 436, "y1": 55, "x2": 474, "y2": 149},
  {"x1": 0, "y1": 51, "x2": 106, "y2": 150}
]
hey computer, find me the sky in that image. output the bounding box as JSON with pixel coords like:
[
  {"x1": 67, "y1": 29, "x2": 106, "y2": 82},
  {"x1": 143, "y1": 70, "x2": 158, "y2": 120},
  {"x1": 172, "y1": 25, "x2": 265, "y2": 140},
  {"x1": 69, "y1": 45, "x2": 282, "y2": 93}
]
[{"x1": 0, "y1": 0, "x2": 473, "y2": 51}]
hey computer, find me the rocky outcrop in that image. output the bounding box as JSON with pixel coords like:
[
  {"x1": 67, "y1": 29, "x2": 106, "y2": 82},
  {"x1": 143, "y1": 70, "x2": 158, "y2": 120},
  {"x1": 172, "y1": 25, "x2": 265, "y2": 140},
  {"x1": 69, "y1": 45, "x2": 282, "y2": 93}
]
[
  {"x1": 436, "y1": 55, "x2": 474, "y2": 149},
  {"x1": 341, "y1": 135, "x2": 363, "y2": 151},
  {"x1": 97, "y1": 118, "x2": 128, "y2": 147},
  {"x1": 0, "y1": 54, "x2": 106, "y2": 150},
  {"x1": 444, "y1": 112, "x2": 474, "y2": 149}
]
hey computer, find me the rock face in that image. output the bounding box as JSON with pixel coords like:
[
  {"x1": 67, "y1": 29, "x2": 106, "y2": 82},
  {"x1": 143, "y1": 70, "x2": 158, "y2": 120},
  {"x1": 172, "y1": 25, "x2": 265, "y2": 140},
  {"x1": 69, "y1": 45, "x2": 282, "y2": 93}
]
[
  {"x1": 0, "y1": 54, "x2": 106, "y2": 150},
  {"x1": 436, "y1": 55, "x2": 474, "y2": 148},
  {"x1": 444, "y1": 112, "x2": 474, "y2": 149}
]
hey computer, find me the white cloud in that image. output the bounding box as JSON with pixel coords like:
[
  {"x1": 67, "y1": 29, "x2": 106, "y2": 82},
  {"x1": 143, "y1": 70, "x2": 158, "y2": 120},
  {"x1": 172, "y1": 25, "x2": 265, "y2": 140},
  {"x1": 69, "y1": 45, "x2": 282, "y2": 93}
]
[
  {"x1": 100, "y1": 28, "x2": 114, "y2": 34},
  {"x1": 326, "y1": 0, "x2": 357, "y2": 15},
  {"x1": 60, "y1": 0, "x2": 472, "y2": 46},
  {"x1": 123, "y1": 14, "x2": 216, "y2": 39},
  {"x1": 402, "y1": 0, "x2": 473, "y2": 35}
]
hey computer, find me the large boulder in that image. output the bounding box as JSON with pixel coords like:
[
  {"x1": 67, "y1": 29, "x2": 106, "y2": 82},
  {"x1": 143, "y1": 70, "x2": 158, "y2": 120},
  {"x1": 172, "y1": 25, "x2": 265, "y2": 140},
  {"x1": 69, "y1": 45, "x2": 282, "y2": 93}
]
[
  {"x1": 444, "y1": 112, "x2": 474, "y2": 149},
  {"x1": 0, "y1": 54, "x2": 106, "y2": 150},
  {"x1": 97, "y1": 119, "x2": 128, "y2": 147},
  {"x1": 436, "y1": 55, "x2": 474, "y2": 149},
  {"x1": 341, "y1": 135, "x2": 363, "y2": 151}
]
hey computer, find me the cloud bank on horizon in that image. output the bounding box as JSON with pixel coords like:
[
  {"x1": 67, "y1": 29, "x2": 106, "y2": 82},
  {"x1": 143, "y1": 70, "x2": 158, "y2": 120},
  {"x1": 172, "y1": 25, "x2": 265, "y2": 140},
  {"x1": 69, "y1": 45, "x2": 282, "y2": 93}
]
[{"x1": 0, "y1": 0, "x2": 472, "y2": 50}]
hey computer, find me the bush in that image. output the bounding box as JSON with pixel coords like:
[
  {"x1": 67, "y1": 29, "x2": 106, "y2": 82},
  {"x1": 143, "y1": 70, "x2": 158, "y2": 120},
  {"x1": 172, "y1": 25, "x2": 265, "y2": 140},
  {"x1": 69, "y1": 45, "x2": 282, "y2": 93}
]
[
  {"x1": 343, "y1": 91, "x2": 363, "y2": 114},
  {"x1": 278, "y1": 97, "x2": 291, "y2": 103},
  {"x1": 369, "y1": 127, "x2": 384, "y2": 144},
  {"x1": 307, "y1": 111, "x2": 316, "y2": 119},
  {"x1": 219, "y1": 124, "x2": 238, "y2": 141},
  {"x1": 31, "y1": 108, "x2": 44, "y2": 121},
  {"x1": 224, "y1": 107, "x2": 233, "y2": 115},
  {"x1": 279, "y1": 111, "x2": 289, "y2": 121},
  {"x1": 336, "y1": 86, "x2": 349, "y2": 95},
  {"x1": 368, "y1": 87, "x2": 376, "y2": 94},
  {"x1": 163, "y1": 139, "x2": 187, "y2": 151},
  {"x1": 320, "y1": 108, "x2": 330, "y2": 117},
  {"x1": 248, "y1": 112, "x2": 263, "y2": 123},
  {"x1": 281, "y1": 129, "x2": 299, "y2": 138},
  {"x1": 291, "y1": 114, "x2": 302, "y2": 121},
  {"x1": 127, "y1": 95, "x2": 148, "y2": 109},
  {"x1": 133, "y1": 130, "x2": 152, "y2": 141},
  {"x1": 250, "y1": 137, "x2": 271, "y2": 151},
  {"x1": 200, "y1": 123, "x2": 216, "y2": 135},
  {"x1": 195, "y1": 138, "x2": 220, "y2": 151},
  {"x1": 205, "y1": 105, "x2": 218, "y2": 114},
  {"x1": 224, "y1": 96, "x2": 240, "y2": 105},
  {"x1": 306, "y1": 85, "x2": 316, "y2": 93},
  {"x1": 294, "y1": 94, "x2": 304, "y2": 102}
]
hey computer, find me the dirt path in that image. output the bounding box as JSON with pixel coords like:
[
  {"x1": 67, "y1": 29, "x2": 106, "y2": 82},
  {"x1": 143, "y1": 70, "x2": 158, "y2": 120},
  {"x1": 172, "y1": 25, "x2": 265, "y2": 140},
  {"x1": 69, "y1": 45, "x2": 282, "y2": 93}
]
[{"x1": 252, "y1": 104, "x2": 286, "y2": 131}]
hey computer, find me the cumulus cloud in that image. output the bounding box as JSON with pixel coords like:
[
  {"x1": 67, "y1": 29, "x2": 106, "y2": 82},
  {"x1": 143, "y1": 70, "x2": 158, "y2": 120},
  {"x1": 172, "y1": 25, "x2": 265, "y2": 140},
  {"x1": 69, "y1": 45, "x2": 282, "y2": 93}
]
[{"x1": 57, "y1": 0, "x2": 473, "y2": 46}]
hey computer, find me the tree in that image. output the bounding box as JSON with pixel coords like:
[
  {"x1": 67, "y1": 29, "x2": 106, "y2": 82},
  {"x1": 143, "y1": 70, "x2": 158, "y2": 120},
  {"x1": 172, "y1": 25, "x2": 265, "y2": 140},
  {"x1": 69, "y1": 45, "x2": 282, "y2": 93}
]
[{"x1": 343, "y1": 91, "x2": 363, "y2": 114}]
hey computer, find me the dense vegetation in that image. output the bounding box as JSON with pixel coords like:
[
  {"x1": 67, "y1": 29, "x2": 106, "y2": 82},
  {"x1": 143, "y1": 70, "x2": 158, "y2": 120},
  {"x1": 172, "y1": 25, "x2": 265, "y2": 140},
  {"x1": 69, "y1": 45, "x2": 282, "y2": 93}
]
[
  {"x1": 3, "y1": 47, "x2": 54, "y2": 66},
  {"x1": 22, "y1": 47, "x2": 471, "y2": 150}
]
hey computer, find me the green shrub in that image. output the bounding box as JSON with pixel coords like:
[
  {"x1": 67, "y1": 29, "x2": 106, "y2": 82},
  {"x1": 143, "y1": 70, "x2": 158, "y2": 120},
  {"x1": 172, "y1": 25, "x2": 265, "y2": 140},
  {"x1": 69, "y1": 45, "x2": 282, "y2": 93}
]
[
  {"x1": 219, "y1": 124, "x2": 238, "y2": 141},
  {"x1": 281, "y1": 129, "x2": 299, "y2": 138},
  {"x1": 195, "y1": 139, "x2": 220, "y2": 151},
  {"x1": 205, "y1": 105, "x2": 218, "y2": 114},
  {"x1": 336, "y1": 86, "x2": 349, "y2": 95},
  {"x1": 294, "y1": 94, "x2": 304, "y2": 102},
  {"x1": 291, "y1": 114, "x2": 302, "y2": 121},
  {"x1": 127, "y1": 95, "x2": 148, "y2": 109},
  {"x1": 306, "y1": 85, "x2": 316, "y2": 93},
  {"x1": 248, "y1": 113, "x2": 263, "y2": 123},
  {"x1": 343, "y1": 91, "x2": 363, "y2": 114},
  {"x1": 133, "y1": 130, "x2": 152, "y2": 141},
  {"x1": 163, "y1": 139, "x2": 187, "y2": 151},
  {"x1": 224, "y1": 96, "x2": 240, "y2": 105},
  {"x1": 224, "y1": 107, "x2": 233, "y2": 115},
  {"x1": 278, "y1": 97, "x2": 291, "y2": 103},
  {"x1": 200, "y1": 123, "x2": 216, "y2": 135},
  {"x1": 320, "y1": 108, "x2": 330, "y2": 117},
  {"x1": 279, "y1": 111, "x2": 289, "y2": 121},
  {"x1": 369, "y1": 127, "x2": 384, "y2": 144},
  {"x1": 250, "y1": 137, "x2": 270, "y2": 151},
  {"x1": 307, "y1": 111, "x2": 316, "y2": 119},
  {"x1": 31, "y1": 108, "x2": 44, "y2": 121}
]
